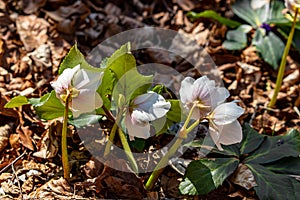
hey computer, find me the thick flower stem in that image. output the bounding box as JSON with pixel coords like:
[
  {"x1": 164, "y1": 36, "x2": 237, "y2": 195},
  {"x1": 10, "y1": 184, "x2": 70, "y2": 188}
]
[
  {"x1": 145, "y1": 105, "x2": 199, "y2": 191},
  {"x1": 269, "y1": 8, "x2": 298, "y2": 108},
  {"x1": 62, "y1": 95, "x2": 71, "y2": 182},
  {"x1": 118, "y1": 128, "x2": 138, "y2": 173}
]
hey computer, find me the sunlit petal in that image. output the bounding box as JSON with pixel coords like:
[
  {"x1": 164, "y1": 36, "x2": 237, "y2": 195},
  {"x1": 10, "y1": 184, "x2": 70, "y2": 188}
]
[
  {"x1": 71, "y1": 89, "x2": 103, "y2": 117},
  {"x1": 218, "y1": 120, "x2": 243, "y2": 145},
  {"x1": 73, "y1": 68, "x2": 103, "y2": 90},
  {"x1": 212, "y1": 102, "x2": 244, "y2": 125},
  {"x1": 179, "y1": 77, "x2": 195, "y2": 104},
  {"x1": 209, "y1": 126, "x2": 223, "y2": 151},
  {"x1": 51, "y1": 65, "x2": 80, "y2": 94},
  {"x1": 125, "y1": 113, "x2": 151, "y2": 140}
]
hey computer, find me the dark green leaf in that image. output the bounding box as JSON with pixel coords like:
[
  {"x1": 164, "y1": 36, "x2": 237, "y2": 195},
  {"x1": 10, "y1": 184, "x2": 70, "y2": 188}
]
[
  {"x1": 187, "y1": 10, "x2": 241, "y2": 28},
  {"x1": 31, "y1": 91, "x2": 66, "y2": 120},
  {"x1": 69, "y1": 114, "x2": 102, "y2": 128},
  {"x1": 4, "y1": 96, "x2": 29, "y2": 108},
  {"x1": 247, "y1": 163, "x2": 300, "y2": 200},
  {"x1": 255, "y1": 31, "x2": 285, "y2": 69},
  {"x1": 182, "y1": 158, "x2": 239, "y2": 195},
  {"x1": 223, "y1": 25, "x2": 251, "y2": 50},
  {"x1": 232, "y1": 0, "x2": 261, "y2": 26},
  {"x1": 129, "y1": 138, "x2": 145, "y2": 152},
  {"x1": 201, "y1": 158, "x2": 239, "y2": 187},
  {"x1": 277, "y1": 25, "x2": 300, "y2": 51},
  {"x1": 245, "y1": 129, "x2": 300, "y2": 164},
  {"x1": 181, "y1": 160, "x2": 215, "y2": 195},
  {"x1": 263, "y1": 157, "x2": 300, "y2": 175},
  {"x1": 59, "y1": 43, "x2": 100, "y2": 74},
  {"x1": 240, "y1": 123, "x2": 265, "y2": 155}
]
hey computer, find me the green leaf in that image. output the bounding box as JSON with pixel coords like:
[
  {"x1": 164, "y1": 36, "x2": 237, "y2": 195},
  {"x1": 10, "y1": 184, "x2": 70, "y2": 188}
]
[
  {"x1": 268, "y1": 0, "x2": 285, "y2": 20},
  {"x1": 245, "y1": 129, "x2": 300, "y2": 164},
  {"x1": 166, "y1": 100, "x2": 183, "y2": 123},
  {"x1": 201, "y1": 158, "x2": 239, "y2": 187},
  {"x1": 4, "y1": 96, "x2": 29, "y2": 108},
  {"x1": 223, "y1": 25, "x2": 252, "y2": 50},
  {"x1": 113, "y1": 68, "x2": 153, "y2": 103},
  {"x1": 209, "y1": 144, "x2": 240, "y2": 157},
  {"x1": 263, "y1": 157, "x2": 300, "y2": 175},
  {"x1": 129, "y1": 138, "x2": 145, "y2": 152},
  {"x1": 97, "y1": 68, "x2": 116, "y2": 111},
  {"x1": 181, "y1": 158, "x2": 239, "y2": 195},
  {"x1": 181, "y1": 160, "x2": 215, "y2": 195},
  {"x1": 59, "y1": 43, "x2": 100, "y2": 74},
  {"x1": 187, "y1": 10, "x2": 241, "y2": 28},
  {"x1": 31, "y1": 91, "x2": 66, "y2": 120},
  {"x1": 232, "y1": 0, "x2": 261, "y2": 26},
  {"x1": 179, "y1": 178, "x2": 199, "y2": 195},
  {"x1": 105, "y1": 42, "x2": 153, "y2": 103},
  {"x1": 69, "y1": 114, "x2": 103, "y2": 128},
  {"x1": 255, "y1": 31, "x2": 285, "y2": 69},
  {"x1": 247, "y1": 163, "x2": 300, "y2": 200},
  {"x1": 240, "y1": 123, "x2": 265, "y2": 155}
]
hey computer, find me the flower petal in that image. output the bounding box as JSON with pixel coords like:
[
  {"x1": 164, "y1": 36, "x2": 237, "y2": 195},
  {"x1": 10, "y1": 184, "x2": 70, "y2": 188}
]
[
  {"x1": 179, "y1": 77, "x2": 195, "y2": 105},
  {"x1": 73, "y1": 68, "x2": 103, "y2": 90},
  {"x1": 209, "y1": 126, "x2": 223, "y2": 151},
  {"x1": 212, "y1": 102, "x2": 244, "y2": 125},
  {"x1": 218, "y1": 120, "x2": 242, "y2": 145},
  {"x1": 125, "y1": 112, "x2": 151, "y2": 140},
  {"x1": 71, "y1": 89, "x2": 103, "y2": 117},
  {"x1": 50, "y1": 65, "x2": 80, "y2": 95},
  {"x1": 133, "y1": 92, "x2": 171, "y2": 121}
]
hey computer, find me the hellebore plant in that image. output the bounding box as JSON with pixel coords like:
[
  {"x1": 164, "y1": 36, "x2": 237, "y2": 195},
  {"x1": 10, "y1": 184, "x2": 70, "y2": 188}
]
[
  {"x1": 269, "y1": 0, "x2": 299, "y2": 107},
  {"x1": 50, "y1": 64, "x2": 103, "y2": 181},
  {"x1": 4, "y1": 43, "x2": 244, "y2": 189},
  {"x1": 145, "y1": 76, "x2": 244, "y2": 190}
]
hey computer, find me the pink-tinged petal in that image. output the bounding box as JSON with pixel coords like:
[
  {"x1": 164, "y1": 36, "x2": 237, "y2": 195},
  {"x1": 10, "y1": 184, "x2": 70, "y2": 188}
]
[
  {"x1": 133, "y1": 92, "x2": 170, "y2": 121},
  {"x1": 50, "y1": 65, "x2": 80, "y2": 94},
  {"x1": 125, "y1": 113, "x2": 151, "y2": 140},
  {"x1": 209, "y1": 126, "x2": 223, "y2": 151},
  {"x1": 73, "y1": 68, "x2": 103, "y2": 90},
  {"x1": 218, "y1": 120, "x2": 242, "y2": 145},
  {"x1": 71, "y1": 89, "x2": 103, "y2": 117},
  {"x1": 179, "y1": 77, "x2": 195, "y2": 105},
  {"x1": 212, "y1": 102, "x2": 244, "y2": 125},
  {"x1": 192, "y1": 76, "x2": 214, "y2": 103}
]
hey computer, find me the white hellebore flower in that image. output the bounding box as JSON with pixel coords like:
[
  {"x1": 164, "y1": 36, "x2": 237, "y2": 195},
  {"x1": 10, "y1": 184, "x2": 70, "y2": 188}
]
[
  {"x1": 208, "y1": 102, "x2": 244, "y2": 151},
  {"x1": 285, "y1": 0, "x2": 300, "y2": 16},
  {"x1": 50, "y1": 64, "x2": 103, "y2": 118},
  {"x1": 179, "y1": 76, "x2": 230, "y2": 119},
  {"x1": 125, "y1": 91, "x2": 171, "y2": 140}
]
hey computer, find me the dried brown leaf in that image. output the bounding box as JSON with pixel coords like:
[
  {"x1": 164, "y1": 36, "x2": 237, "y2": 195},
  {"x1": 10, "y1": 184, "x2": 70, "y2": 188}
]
[{"x1": 0, "y1": 124, "x2": 12, "y2": 152}]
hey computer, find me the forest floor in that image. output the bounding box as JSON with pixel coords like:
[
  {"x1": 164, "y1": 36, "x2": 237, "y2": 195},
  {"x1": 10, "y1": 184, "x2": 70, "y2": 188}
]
[{"x1": 0, "y1": 0, "x2": 299, "y2": 199}]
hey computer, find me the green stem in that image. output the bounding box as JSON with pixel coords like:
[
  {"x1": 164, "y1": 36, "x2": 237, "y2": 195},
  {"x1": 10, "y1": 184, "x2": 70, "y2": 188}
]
[
  {"x1": 103, "y1": 122, "x2": 118, "y2": 157},
  {"x1": 145, "y1": 106, "x2": 200, "y2": 191},
  {"x1": 269, "y1": 8, "x2": 298, "y2": 107},
  {"x1": 62, "y1": 95, "x2": 71, "y2": 181},
  {"x1": 118, "y1": 128, "x2": 138, "y2": 173},
  {"x1": 103, "y1": 110, "x2": 123, "y2": 157}
]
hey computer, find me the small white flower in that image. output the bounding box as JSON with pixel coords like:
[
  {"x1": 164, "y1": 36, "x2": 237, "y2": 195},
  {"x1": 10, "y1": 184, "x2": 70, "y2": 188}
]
[
  {"x1": 50, "y1": 64, "x2": 103, "y2": 117},
  {"x1": 208, "y1": 102, "x2": 244, "y2": 151},
  {"x1": 285, "y1": 0, "x2": 300, "y2": 16},
  {"x1": 125, "y1": 92, "x2": 171, "y2": 140},
  {"x1": 179, "y1": 76, "x2": 229, "y2": 119}
]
